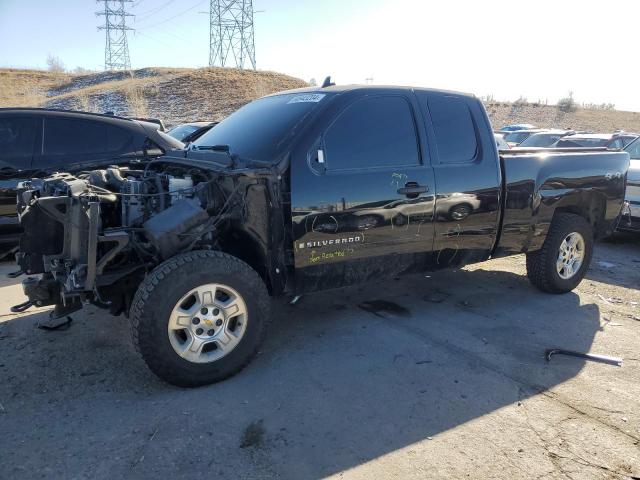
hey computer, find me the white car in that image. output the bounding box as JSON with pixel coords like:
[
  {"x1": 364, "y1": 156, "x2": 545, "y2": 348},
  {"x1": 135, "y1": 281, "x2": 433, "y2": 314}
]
[{"x1": 621, "y1": 138, "x2": 640, "y2": 232}]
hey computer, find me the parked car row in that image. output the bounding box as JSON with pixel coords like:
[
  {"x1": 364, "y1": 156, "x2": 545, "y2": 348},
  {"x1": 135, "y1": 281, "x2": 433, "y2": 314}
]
[{"x1": 498, "y1": 124, "x2": 639, "y2": 149}]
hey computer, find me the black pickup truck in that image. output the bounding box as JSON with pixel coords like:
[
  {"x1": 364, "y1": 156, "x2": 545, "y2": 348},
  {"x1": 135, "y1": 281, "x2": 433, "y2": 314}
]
[{"x1": 13, "y1": 85, "x2": 629, "y2": 386}]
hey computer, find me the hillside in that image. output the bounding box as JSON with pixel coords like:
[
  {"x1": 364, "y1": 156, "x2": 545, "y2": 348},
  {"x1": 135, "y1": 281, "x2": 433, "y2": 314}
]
[
  {"x1": 2, "y1": 67, "x2": 640, "y2": 131},
  {"x1": 0, "y1": 67, "x2": 307, "y2": 126},
  {"x1": 485, "y1": 101, "x2": 640, "y2": 133}
]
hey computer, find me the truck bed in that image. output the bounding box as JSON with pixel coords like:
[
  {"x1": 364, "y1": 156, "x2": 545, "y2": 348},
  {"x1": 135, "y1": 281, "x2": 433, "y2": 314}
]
[{"x1": 495, "y1": 149, "x2": 630, "y2": 256}]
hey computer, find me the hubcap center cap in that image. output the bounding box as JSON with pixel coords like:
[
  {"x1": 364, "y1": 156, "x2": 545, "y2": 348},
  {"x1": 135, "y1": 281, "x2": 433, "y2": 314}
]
[{"x1": 194, "y1": 306, "x2": 225, "y2": 335}]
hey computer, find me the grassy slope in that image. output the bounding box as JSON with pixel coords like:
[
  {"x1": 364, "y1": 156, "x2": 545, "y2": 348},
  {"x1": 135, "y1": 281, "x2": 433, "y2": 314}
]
[
  {"x1": 2, "y1": 67, "x2": 640, "y2": 131},
  {"x1": 0, "y1": 67, "x2": 307, "y2": 127}
]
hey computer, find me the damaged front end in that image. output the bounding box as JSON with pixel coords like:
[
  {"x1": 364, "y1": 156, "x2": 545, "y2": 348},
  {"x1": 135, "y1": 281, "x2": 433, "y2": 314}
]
[{"x1": 14, "y1": 163, "x2": 237, "y2": 324}]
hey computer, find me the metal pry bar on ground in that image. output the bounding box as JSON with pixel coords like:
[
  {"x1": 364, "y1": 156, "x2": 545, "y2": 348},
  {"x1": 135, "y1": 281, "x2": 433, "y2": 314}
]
[{"x1": 545, "y1": 348, "x2": 623, "y2": 366}]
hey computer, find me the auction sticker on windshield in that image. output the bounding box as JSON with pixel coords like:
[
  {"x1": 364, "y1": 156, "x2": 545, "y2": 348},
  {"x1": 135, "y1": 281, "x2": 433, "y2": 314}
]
[{"x1": 287, "y1": 94, "x2": 326, "y2": 104}]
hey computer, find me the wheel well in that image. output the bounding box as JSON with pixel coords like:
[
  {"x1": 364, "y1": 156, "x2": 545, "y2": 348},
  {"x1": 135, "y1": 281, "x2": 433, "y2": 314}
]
[
  {"x1": 554, "y1": 194, "x2": 606, "y2": 236},
  {"x1": 216, "y1": 229, "x2": 272, "y2": 293}
]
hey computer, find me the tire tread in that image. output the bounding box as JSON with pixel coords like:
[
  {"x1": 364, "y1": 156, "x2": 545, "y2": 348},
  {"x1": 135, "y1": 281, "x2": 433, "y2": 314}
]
[
  {"x1": 130, "y1": 250, "x2": 270, "y2": 387},
  {"x1": 526, "y1": 213, "x2": 592, "y2": 294}
]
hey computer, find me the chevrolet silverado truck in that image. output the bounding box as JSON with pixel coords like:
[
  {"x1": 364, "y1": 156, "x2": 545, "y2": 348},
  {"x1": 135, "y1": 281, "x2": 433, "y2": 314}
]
[{"x1": 12, "y1": 85, "x2": 629, "y2": 387}]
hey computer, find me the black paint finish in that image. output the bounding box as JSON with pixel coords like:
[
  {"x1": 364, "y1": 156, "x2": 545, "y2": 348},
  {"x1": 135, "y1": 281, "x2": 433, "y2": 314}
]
[{"x1": 286, "y1": 85, "x2": 629, "y2": 294}]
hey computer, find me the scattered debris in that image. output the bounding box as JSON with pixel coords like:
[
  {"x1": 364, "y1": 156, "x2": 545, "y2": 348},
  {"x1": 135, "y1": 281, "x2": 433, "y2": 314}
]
[
  {"x1": 545, "y1": 348, "x2": 623, "y2": 366},
  {"x1": 597, "y1": 294, "x2": 624, "y2": 305},
  {"x1": 37, "y1": 316, "x2": 72, "y2": 331},
  {"x1": 415, "y1": 360, "x2": 433, "y2": 365}
]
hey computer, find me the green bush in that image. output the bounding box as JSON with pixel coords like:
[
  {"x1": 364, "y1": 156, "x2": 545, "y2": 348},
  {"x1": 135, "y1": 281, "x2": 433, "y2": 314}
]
[{"x1": 557, "y1": 92, "x2": 578, "y2": 113}]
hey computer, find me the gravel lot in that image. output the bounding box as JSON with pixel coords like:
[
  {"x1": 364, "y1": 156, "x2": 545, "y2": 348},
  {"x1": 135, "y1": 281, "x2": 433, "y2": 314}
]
[{"x1": 1, "y1": 235, "x2": 639, "y2": 480}]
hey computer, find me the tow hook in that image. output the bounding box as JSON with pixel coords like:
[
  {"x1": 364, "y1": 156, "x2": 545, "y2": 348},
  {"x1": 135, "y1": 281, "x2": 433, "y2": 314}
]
[
  {"x1": 7, "y1": 270, "x2": 24, "y2": 279},
  {"x1": 10, "y1": 300, "x2": 33, "y2": 313}
]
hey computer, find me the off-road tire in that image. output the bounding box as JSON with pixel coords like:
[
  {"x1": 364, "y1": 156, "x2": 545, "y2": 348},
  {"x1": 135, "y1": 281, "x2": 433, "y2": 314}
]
[
  {"x1": 526, "y1": 213, "x2": 593, "y2": 293},
  {"x1": 130, "y1": 250, "x2": 270, "y2": 387}
]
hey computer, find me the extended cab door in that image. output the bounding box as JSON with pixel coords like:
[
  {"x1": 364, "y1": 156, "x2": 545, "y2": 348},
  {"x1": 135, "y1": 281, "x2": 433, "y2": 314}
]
[
  {"x1": 416, "y1": 92, "x2": 501, "y2": 267},
  {"x1": 290, "y1": 89, "x2": 436, "y2": 293}
]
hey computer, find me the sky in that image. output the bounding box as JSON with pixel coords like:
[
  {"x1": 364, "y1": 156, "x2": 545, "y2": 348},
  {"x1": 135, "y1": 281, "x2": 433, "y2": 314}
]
[{"x1": 1, "y1": 0, "x2": 639, "y2": 111}]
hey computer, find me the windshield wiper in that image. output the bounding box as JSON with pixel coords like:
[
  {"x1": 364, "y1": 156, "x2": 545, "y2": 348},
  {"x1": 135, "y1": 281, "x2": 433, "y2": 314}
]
[
  {"x1": 194, "y1": 144, "x2": 231, "y2": 152},
  {"x1": 191, "y1": 144, "x2": 274, "y2": 170}
]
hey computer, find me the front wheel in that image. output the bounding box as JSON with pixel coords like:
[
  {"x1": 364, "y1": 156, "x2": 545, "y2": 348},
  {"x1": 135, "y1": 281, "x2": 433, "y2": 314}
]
[
  {"x1": 526, "y1": 213, "x2": 593, "y2": 293},
  {"x1": 130, "y1": 250, "x2": 270, "y2": 387}
]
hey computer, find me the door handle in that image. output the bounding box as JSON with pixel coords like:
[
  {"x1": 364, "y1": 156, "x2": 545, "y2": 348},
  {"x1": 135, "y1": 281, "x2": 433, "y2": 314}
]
[{"x1": 397, "y1": 182, "x2": 428, "y2": 197}]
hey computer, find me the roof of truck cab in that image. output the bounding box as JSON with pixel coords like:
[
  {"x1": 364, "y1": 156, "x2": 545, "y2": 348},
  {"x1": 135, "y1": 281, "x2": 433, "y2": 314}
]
[
  {"x1": 270, "y1": 84, "x2": 476, "y2": 98},
  {"x1": 0, "y1": 107, "x2": 133, "y2": 122}
]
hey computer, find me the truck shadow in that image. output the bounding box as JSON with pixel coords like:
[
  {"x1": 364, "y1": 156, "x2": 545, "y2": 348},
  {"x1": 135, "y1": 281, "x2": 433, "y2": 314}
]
[{"x1": 0, "y1": 266, "x2": 600, "y2": 479}]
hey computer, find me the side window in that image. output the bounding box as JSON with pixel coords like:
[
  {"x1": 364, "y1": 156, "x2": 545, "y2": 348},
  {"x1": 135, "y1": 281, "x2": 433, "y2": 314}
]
[
  {"x1": 608, "y1": 138, "x2": 623, "y2": 149},
  {"x1": 43, "y1": 118, "x2": 108, "y2": 155},
  {"x1": 626, "y1": 140, "x2": 640, "y2": 159},
  {"x1": 324, "y1": 96, "x2": 420, "y2": 170},
  {"x1": 428, "y1": 95, "x2": 478, "y2": 164},
  {"x1": 0, "y1": 116, "x2": 38, "y2": 163},
  {"x1": 106, "y1": 125, "x2": 134, "y2": 152}
]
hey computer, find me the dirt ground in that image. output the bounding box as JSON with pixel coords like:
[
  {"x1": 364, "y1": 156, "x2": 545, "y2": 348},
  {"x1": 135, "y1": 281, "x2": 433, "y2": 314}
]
[{"x1": 0, "y1": 235, "x2": 639, "y2": 480}]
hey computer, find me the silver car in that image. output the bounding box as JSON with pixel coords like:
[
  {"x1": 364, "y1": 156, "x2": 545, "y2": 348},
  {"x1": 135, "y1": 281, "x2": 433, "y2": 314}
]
[{"x1": 621, "y1": 138, "x2": 640, "y2": 231}]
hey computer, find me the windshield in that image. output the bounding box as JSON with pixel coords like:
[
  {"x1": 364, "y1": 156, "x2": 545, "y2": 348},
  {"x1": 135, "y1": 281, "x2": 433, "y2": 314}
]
[
  {"x1": 504, "y1": 131, "x2": 532, "y2": 144},
  {"x1": 519, "y1": 134, "x2": 563, "y2": 147},
  {"x1": 167, "y1": 124, "x2": 200, "y2": 140},
  {"x1": 192, "y1": 92, "x2": 331, "y2": 163}
]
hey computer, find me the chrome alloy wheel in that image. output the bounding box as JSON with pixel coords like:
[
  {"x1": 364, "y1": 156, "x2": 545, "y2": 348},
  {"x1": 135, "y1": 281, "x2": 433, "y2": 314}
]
[
  {"x1": 556, "y1": 232, "x2": 585, "y2": 280},
  {"x1": 167, "y1": 283, "x2": 248, "y2": 363}
]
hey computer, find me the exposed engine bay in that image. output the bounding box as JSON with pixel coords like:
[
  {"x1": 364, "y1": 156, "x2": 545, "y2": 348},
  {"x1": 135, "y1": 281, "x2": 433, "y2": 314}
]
[{"x1": 14, "y1": 162, "x2": 272, "y2": 320}]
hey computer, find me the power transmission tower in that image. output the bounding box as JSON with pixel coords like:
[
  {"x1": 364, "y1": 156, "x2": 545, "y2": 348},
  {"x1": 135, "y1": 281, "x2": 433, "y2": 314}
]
[
  {"x1": 96, "y1": 0, "x2": 134, "y2": 71},
  {"x1": 209, "y1": 0, "x2": 256, "y2": 70}
]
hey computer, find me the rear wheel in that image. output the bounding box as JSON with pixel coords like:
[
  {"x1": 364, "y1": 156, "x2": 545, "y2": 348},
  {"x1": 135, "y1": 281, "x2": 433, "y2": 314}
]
[
  {"x1": 526, "y1": 213, "x2": 593, "y2": 293},
  {"x1": 131, "y1": 250, "x2": 270, "y2": 387}
]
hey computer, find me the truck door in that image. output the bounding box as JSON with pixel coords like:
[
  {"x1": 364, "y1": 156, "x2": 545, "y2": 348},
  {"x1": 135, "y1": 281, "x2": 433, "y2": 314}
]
[
  {"x1": 290, "y1": 90, "x2": 436, "y2": 293},
  {"x1": 416, "y1": 92, "x2": 501, "y2": 267}
]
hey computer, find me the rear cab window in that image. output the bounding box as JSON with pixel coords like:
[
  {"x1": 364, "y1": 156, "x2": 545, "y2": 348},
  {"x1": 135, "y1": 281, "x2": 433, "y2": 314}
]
[{"x1": 427, "y1": 95, "x2": 479, "y2": 164}]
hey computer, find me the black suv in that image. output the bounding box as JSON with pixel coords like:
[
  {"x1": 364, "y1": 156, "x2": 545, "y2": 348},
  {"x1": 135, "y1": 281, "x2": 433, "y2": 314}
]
[{"x1": 0, "y1": 109, "x2": 183, "y2": 251}]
